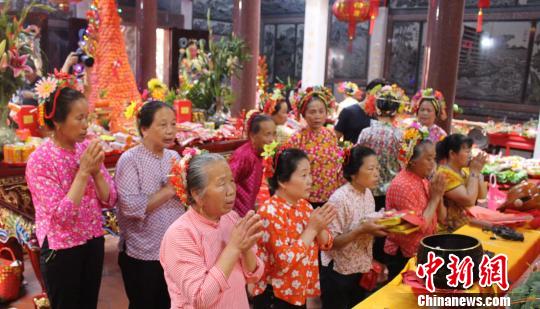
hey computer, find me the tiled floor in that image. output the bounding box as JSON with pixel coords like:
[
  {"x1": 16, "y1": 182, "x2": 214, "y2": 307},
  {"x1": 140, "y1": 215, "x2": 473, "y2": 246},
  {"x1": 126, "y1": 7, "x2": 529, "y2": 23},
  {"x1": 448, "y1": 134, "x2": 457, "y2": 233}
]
[
  {"x1": 5, "y1": 236, "x2": 321, "y2": 309},
  {"x1": 5, "y1": 235, "x2": 128, "y2": 309}
]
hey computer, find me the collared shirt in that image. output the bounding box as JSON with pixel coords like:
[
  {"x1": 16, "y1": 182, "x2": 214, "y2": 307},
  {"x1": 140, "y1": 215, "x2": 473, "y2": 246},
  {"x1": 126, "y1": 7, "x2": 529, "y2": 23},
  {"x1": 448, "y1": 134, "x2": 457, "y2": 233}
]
[
  {"x1": 384, "y1": 170, "x2": 436, "y2": 258},
  {"x1": 253, "y1": 195, "x2": 333, "y2": 306},
  {"x1": 160, "y1": 208, "x2": 264, "y2": 309},
  {"x1": 229, "y1": 142, "x2": 263, "y2": 217},
  {"x1": 115, "y1": 144, "x2": 185, "y2": 261},
  {"x1": 322, "y1": 183, "x2": 375, "y2": 275},
  {"x1": 26, "y1": 139, "x2": 117, "y2": 250},
  {"x1": 285, "y1": 127, "x2": 344, "y2": 203},
  {"x1": 357, "y1": 120, "x2": 403, "y2": 196}
]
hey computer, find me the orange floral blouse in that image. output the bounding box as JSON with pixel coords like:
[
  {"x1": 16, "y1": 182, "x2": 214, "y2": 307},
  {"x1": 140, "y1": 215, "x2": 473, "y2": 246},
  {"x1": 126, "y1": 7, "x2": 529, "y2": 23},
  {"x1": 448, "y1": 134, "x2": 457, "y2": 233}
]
[
  {"x1": 253, "y1": 195, "x2": 333, "y2": 306},
  {"x1": 284, "y1": 127, "x2": 344, "y2": 203}
]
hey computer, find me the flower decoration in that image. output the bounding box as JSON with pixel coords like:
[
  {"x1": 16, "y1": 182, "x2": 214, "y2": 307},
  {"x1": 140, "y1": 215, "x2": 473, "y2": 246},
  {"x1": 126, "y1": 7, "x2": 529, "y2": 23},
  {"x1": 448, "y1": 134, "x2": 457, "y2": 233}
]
[
  {"x1": 147, "y1": 78, "x2": 168, "y2": 101},
  {"x1": 7, "y1": 48, "x2": 32, "y2": 78},
  {"x1": 261, "y1": 83, "x2": 286, "y2": 115},
  {"x1": 169, "y1": 147, "x2": 207, "y2": 205},
  {"x1": 338, "y1": 140, "x2": 354, "y2": 165},
  {"x1": 34, "y1": 77, "x2": 57, "y2": 100},
  {"x1": 411, "y1": 88, "x2": 447, "y2": 121},
  {"x1": 244, "y1": 109, "x2": 261, "y2": 134},
  {"x1": 373, "y1": 84, "x2": 411, "y2": 116},
  {"x1": 34, "y1": 70, "x2": 83, "y2": 126},
  {"x1": 124, "y1": 100, "x2": 143, "y2": 120},
  {"x1": 338, "y1": 81, "x2": 363, "y2": 100},
  {"x1": 363, "y1": 83, "x2": 383, "y2": 116},
  {"x1": 261, "y1": 140, "x2": 280, "y2": 179},
  {"x1": 398, "y1": 123, "x2": 430, "y2": 167},
  {"x1": 293, "y1": 85, "x2": 336, "y2": 120}
]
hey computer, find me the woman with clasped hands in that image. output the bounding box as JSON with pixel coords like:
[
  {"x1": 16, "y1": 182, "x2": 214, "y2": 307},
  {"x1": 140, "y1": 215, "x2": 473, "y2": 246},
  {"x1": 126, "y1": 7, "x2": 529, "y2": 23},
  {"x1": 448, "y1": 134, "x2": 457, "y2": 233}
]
[{"x1": 160, "y1": 152, "x2": 264, "y2": 309}]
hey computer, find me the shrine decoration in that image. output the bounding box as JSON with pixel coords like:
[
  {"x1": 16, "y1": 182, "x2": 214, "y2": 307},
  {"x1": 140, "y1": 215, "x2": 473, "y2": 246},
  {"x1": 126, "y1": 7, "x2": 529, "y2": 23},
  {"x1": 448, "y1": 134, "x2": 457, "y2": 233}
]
[
  {"x1": 86, "y1": 0, "x2": 141, "y2": 133},
  {"x1": 332, "y1": 0, "x2": 380, "y2": 40},
  {"x1": 477, "y1": 0, "x2": 490, "y2": 33}
]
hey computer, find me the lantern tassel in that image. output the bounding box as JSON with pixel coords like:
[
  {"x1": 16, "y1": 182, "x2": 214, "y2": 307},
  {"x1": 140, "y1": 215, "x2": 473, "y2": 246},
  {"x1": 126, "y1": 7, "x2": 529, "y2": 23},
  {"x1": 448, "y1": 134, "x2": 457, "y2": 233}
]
[
  {"x1": 348, "y1": 21, "x2": 356, "y2": 53},
  {"x1": 476, "y1": 8, "x2": 483, "y2": 33},
  {"x1": 369, "y1": 0, "x2": 380, "y2": 36}
]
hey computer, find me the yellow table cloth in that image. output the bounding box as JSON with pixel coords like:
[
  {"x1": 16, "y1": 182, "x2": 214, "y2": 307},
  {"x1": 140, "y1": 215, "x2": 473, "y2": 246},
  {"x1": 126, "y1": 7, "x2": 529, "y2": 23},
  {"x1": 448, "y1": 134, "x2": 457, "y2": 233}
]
[{"x1": 354, "y1": 225, "x2": 540, "y2": 309}]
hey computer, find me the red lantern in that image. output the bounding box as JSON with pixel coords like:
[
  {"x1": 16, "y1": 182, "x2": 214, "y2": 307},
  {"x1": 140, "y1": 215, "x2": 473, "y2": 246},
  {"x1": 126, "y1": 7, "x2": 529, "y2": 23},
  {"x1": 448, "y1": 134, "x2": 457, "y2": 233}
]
[
  {"x1": 332, "y1": 0, "x2": 380, "y2": 40},
  {"x1": 477, "y1": 0, "x2": 490, "y2": 33}
]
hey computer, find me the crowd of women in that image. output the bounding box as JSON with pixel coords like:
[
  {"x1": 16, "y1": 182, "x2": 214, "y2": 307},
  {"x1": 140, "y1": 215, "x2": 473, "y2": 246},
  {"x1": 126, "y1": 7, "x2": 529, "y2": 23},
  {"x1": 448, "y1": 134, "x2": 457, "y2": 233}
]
[{"x1": 25, "y1": 70, "x2": 488, "y2": 309}]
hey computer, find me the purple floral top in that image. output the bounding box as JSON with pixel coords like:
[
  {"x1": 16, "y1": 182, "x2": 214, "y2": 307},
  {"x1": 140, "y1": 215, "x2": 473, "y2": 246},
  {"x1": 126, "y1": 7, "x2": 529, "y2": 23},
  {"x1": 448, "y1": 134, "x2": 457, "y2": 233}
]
[
  {"x1": 26, "y1": 139, "x2": 117, "y2": 250},
  {"x1": 411, "y1": 121, "x2": 447, "y2": 143}
]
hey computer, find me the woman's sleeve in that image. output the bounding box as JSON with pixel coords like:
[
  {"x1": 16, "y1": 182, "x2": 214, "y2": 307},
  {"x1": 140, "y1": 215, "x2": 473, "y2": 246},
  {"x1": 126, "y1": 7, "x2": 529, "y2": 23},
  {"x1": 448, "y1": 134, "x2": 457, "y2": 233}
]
[
  {"x1": 26, "y1": 157, "x2": 79, "y2": 226},
  {"x1": 115, "y1": 155, "x2": 148, "y2": 220},
  {"x1": 229, "y1": 153, "x2": 248, "y2": 182},
  {"x1": 160, "y1": 227, "x2": 231, "y2": 308},
  {"x1": 241, "y1": 246, "x2": 265, "y2": 283},
  {"x1": 258, "y1": 206, "x2": 309, "y2": 274},
  {"x1": 98, "y1": 163, "x2": 117, "y2": 208}
]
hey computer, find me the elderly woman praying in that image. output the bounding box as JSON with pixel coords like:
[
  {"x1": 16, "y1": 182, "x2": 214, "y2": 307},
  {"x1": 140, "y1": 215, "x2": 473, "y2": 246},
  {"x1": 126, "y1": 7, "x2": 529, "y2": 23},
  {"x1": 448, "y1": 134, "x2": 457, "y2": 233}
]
[{"x1": 160, "y1": 151, "x2": 264, "y2": 309}]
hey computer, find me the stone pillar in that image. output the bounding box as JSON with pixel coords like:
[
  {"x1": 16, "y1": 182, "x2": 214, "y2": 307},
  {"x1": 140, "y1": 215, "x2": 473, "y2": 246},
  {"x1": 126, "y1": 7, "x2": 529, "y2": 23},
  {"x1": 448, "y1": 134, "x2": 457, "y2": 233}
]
[
  {"x1": 135, "y1": 0, "x2": 157, "y2": 88},
  {"x1": 421, "y1": 0, "x2": 465, "y2": 132},
  {"x1": 301, "y1": 0, "x2": 330, "y2": 88},
  {"x1": 368, "y1": 7, "x2": 388, "y2": 82},
  {"x1": 231, "y1": 0, "x2": 261, "y2": 116}
]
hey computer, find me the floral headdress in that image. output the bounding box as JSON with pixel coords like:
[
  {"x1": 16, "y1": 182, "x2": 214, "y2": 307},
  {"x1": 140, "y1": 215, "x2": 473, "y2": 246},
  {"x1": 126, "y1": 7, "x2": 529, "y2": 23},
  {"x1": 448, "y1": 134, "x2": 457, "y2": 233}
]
[
  {"x1": 411, "y1": 88, "x2": 447, "y2": 121},
  {"x1": 244, "y1": 109, "x2": 261, "y2": 134},
  {"x1": 261, "y1": 140, "x2": 281, "y2": 179},
  {"x1": 34, "y1": 70, "x2": 83, "y2": 126},
  {"x1": 338, "y1": 140, "x2": 354, "y2": 165},
  {"x1": 124, "y1": 100, "x2": 144, "y2": 120},
  {"x1": 169, "y1": 147, "x2": 207, "y2": 205},
  {"x1": 261, "y1": 83, "x2": 286, "y2": 115},
  {"x1": 292, "y1": 85, "x2": 336, "y2": 120},
  {"x1": 398, "y1": 123, "x2": 430, "y2": 167},
  {"x1": 363, "y1": 83, "x2": 383, "y2": 116},
  {"x1": 338, "y1": 81, "x2": 363, "y2": 100},
  {"x1": 367, "y1": 84, "x2": 410, "y2": 117}
]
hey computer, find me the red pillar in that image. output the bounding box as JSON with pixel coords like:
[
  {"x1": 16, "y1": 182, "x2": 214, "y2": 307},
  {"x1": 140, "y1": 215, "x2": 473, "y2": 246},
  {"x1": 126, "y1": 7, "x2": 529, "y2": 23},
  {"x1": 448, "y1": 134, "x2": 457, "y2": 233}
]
[
  {"x1": 421, "y1": 0, "x2": 465, "y2": 132},
  {"x1": 135, "y1": 0, "x2": 157, "y2": 89},
  {"x1": 231, "y1": 0, "x2": 261, "y2": 116}
]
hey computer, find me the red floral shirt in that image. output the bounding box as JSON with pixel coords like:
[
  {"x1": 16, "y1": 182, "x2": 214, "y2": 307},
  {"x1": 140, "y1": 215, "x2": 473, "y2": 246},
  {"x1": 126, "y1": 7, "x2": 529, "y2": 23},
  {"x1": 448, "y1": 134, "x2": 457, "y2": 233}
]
[
  {"x1": 254, "y1": 195, "x2": 333, "y2": 306},
  {"x1": 384, "y1": 170, "x2": 437, "y2": 258}
]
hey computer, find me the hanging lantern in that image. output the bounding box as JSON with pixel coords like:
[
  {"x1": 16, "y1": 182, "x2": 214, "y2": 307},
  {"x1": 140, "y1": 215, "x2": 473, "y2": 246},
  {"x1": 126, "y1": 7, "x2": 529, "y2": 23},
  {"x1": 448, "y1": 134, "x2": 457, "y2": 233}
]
[
  {"x1": 332, "y1": 0, "x2": 380, "y2": 41},
  {"x1": 477, "y1": 0, "x2": 490, "y2": 33}
]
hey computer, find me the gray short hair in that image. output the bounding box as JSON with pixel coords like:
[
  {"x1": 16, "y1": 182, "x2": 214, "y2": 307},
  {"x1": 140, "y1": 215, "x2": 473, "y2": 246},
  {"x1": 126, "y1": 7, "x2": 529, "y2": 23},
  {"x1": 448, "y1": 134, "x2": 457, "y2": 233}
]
[{"x1": 186, "y1": 153, "x2": 227, "y2": 204}]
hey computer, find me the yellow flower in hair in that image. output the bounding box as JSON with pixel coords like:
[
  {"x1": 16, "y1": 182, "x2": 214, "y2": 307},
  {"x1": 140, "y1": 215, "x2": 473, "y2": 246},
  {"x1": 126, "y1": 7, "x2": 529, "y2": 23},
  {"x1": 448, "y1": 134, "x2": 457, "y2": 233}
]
[
  {"x1": 124, "y1": 100, "x2": 139, "y2": 120},
  {"x1": 148, "y1": 78, "x2": 167, "y2": 92}
]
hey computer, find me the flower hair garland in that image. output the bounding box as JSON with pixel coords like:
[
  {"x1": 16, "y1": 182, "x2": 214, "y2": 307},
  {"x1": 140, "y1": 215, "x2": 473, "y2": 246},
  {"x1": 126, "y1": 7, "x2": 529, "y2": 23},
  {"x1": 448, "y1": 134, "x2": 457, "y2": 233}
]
[
  {"x1": 35, "y1": 70, "x2": 83, "y2": 126},
  {"x1": 169, "y1": 147, "x2": 207, "y2": 205},
  {"x1": 244, "y1": 109, "x2": 261, "y2": 134},
  {"x1": 375, "y1": 84, "x2": 411, "y2": 115},
  {"x1": 411, "y1": 88, "x2": 447, "y2": 121},
  {"x1": 260, "y1": 83, "x2": 286, "y2": 115},
  {"x1": 363, "y1": 84, "x2": 384, "y2": 116},
  {"x1": 338, "y1": 81, "x2": 363, "y2": 100},
  {"x1": 292, "y1": 85, "x2": 336, "y2": 120},
  {"x1": 398, "y1": 123, "x2": 430, "y2": 167},
  {"x1": 261, "y1": 140, "x2": 281, "y2": 179}
]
